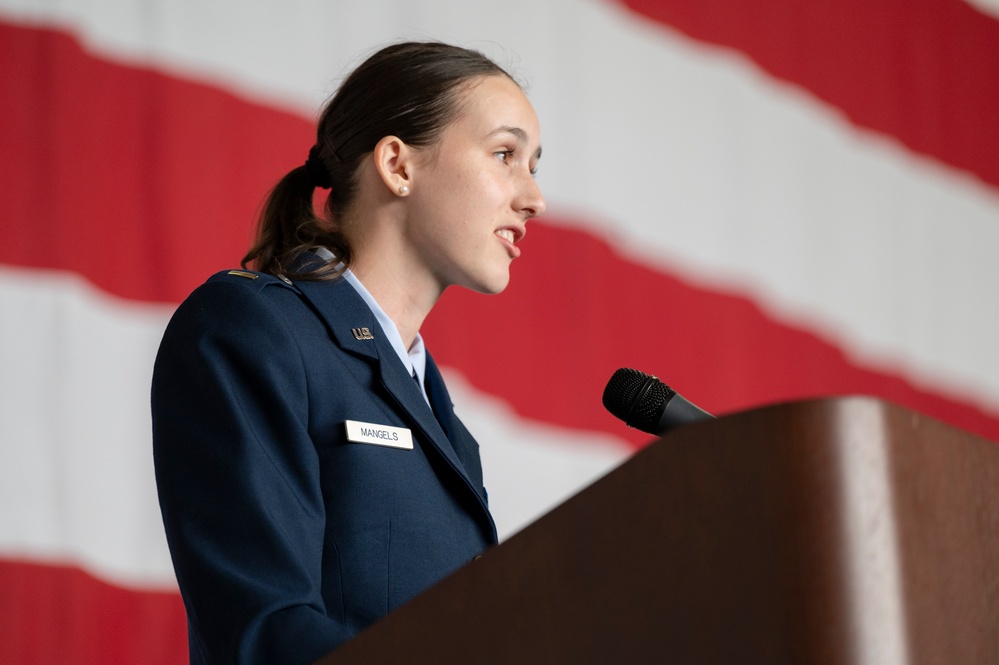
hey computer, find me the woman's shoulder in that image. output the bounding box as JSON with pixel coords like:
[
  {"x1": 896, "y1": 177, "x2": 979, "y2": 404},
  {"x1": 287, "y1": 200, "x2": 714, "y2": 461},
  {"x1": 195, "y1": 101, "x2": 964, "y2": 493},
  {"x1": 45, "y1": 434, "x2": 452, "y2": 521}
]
[
  {"x1": 177, "y1": 268, "x2": 308, "y2": 310},
  {"x1": 165, "y1": 269, "x2": 311, "y2": 334},
  {"x1": 203, "y1": 268, "x2": 301, "y2": 294},
  {"x1": 165, "y1": 268, "x2": 358, "y2": 347}
]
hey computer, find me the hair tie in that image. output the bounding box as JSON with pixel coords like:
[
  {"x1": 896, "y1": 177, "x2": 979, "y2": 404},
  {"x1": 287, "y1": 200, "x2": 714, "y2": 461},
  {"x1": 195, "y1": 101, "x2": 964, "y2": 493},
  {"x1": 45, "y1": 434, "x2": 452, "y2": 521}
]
[{"x1": 304, "y1": 145, "x2": 332, "y2": 189}]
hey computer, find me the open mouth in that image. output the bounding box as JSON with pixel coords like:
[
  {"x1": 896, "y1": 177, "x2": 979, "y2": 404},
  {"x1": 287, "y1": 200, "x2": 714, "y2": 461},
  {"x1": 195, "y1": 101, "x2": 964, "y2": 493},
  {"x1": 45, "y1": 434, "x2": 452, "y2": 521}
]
[{"x1": 495, "y1": 229, "x2": 516, "y2": 244}]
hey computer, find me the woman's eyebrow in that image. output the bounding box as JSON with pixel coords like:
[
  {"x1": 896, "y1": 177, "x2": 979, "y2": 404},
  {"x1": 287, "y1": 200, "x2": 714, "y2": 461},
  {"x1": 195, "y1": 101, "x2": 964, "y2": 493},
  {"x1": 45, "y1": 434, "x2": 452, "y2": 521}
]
[{"x1": 488, "y1": 125, "x2": 528, "y2": 142}]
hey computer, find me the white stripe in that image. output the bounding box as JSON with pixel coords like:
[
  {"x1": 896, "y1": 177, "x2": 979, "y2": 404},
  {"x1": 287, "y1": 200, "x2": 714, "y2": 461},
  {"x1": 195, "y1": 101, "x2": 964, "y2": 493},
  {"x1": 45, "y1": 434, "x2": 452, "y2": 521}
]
[
  {"x1": 3, "y1": 0, "x2": 997, "y2": 413},
  {"x1": 526, "y1": 4, "x2": 999, "y2": 412},
  {"x1": 0, "y1": 266, "x2": 629, "y2": 582},
  {"x1": 0, "y1": 266, "x2": 177, "y2": 589},
  {"x1": 965, "y1": 0, "x2": 999, "y2": 20}
]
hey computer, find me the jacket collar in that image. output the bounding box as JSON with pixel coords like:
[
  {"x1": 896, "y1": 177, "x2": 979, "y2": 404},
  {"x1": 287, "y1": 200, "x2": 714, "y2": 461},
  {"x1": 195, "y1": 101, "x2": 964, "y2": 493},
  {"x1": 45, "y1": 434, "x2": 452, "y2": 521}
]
[{"x1": 292, "y1": 275, "x2": 496, "y2": 540}]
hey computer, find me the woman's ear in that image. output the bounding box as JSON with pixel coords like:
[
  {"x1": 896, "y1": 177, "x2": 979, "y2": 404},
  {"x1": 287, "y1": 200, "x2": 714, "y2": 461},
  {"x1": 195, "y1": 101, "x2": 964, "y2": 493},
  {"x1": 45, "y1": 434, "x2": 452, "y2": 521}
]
[{"x1": 373, "y1": 135, "x2": 415, "y2": 197}]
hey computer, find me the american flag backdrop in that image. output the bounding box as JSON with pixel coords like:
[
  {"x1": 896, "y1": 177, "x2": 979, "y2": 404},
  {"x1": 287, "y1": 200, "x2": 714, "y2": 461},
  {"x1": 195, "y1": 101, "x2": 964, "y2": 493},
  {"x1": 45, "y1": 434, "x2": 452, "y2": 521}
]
[{"x1": 2, "y1": 0, "x2": 999, "y2": 662}]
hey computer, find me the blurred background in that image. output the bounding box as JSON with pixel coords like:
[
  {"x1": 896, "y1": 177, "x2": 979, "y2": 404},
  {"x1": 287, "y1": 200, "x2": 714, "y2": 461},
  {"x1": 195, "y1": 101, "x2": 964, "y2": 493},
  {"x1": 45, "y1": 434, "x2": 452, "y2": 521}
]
[{"x1": 2, "y1": 0, "x2": 998, "y2": 661}]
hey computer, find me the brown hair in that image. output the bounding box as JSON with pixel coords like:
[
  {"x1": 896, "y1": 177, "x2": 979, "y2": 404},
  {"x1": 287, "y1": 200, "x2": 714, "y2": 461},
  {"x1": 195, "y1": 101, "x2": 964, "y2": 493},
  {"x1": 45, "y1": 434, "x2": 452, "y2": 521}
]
[{"x1": 242, "y1": 41, "x2": 514, "y2": 279}]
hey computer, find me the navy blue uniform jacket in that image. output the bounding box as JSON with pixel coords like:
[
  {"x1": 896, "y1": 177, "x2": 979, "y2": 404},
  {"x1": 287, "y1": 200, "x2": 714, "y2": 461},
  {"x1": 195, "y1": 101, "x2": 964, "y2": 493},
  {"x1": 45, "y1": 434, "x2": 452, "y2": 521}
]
[{"x1": 151, "y1": 269, "x2": 498, "y2": 665}]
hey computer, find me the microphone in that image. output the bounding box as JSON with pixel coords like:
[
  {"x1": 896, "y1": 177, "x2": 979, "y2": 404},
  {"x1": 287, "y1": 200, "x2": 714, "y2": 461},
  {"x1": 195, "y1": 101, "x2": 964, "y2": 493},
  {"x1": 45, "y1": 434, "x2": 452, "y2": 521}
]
[{"x1": 602, "y1": 368, "x2": 714, "y2": 435}]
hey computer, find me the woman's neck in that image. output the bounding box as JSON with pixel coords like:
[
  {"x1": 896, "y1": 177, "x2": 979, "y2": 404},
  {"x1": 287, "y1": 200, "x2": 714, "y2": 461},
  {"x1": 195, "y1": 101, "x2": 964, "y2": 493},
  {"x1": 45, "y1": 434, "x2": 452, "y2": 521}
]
[{"x1": 347, "y1": 243, "x2": 444, "y2": 350}]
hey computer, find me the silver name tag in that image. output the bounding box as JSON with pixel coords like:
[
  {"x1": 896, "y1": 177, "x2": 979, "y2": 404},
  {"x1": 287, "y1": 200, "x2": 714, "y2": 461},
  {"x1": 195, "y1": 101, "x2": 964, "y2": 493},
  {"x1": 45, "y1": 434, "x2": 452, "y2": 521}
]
[{"x1": 344, "y1": 420, "x2": 414, "y2": 450}]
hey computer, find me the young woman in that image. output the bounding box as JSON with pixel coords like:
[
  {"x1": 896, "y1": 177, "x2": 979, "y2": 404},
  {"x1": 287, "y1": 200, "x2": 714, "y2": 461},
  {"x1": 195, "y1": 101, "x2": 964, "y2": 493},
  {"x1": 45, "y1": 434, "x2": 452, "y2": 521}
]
[{"x1": 151, "y1": 42, "x2": 545, "y2": 664}]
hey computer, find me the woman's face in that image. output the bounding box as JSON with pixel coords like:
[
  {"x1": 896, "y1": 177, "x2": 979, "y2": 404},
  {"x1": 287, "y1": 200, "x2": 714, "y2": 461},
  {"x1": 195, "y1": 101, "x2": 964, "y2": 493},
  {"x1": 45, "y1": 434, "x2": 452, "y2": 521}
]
[{"x1": 404, "y1": 74, "x2": 546, "y2": 296}]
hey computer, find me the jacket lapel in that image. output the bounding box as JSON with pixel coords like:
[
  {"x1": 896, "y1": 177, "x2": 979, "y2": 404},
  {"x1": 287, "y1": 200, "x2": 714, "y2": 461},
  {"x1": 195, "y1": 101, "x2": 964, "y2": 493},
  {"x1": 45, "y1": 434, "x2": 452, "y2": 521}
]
[
  {"x1": 293, "y1": 277, "x2": 494, "y2": 533},
  {"x1": 424, "y1": 353, "x2": 485, "y2": 495}
]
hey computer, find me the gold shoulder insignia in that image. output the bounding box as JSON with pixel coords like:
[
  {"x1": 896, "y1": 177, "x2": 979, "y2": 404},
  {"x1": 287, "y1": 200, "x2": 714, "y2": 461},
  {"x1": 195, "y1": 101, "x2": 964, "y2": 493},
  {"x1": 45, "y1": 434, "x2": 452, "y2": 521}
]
[{"x1": 227, "y1": 270, "x2": 258, "y2": 280}]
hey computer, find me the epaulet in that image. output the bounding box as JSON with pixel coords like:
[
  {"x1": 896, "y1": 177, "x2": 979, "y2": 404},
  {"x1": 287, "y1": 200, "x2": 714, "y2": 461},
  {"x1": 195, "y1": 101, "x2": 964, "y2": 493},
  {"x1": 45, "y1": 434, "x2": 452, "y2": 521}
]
[{"x1": 207, "y1": 269, "x2": 301, "y2": 293}]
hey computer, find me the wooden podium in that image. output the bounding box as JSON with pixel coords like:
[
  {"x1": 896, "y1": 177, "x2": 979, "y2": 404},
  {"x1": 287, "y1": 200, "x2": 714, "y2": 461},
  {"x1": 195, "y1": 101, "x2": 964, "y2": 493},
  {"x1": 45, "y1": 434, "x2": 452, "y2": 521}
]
[{"x1": 317, "y1": 397, "x2": 999, "y2": 664}]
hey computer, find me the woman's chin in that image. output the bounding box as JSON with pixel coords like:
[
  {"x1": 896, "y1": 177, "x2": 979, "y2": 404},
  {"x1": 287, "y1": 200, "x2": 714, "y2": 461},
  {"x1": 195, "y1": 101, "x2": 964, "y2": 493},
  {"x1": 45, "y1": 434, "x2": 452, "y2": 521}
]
[{"x1": 465, "y1": 271, "x2": 511, "y2": 296}]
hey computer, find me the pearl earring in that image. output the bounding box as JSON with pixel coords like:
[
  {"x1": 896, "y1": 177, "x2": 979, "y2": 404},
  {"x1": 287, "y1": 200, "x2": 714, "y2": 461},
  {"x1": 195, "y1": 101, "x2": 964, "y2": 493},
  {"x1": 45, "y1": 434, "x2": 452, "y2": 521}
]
[{"x1": 399, "y1": 185, "x2": 410, "y2": 196}]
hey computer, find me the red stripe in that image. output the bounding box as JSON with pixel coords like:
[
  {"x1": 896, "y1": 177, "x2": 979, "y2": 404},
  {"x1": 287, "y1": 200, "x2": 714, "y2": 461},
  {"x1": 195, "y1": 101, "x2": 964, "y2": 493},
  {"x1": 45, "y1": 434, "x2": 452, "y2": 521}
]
[
  {"x1": 425, "y1": 222, "x2": 999, "y2": 448},
  {"x1": 2, "y1": 20, "x2": 998, "y2": 449},
  {"x1": 0, "y1": 21, "x2": 312, "y2": 304},
  {"x1": 0, "y1": 558, "x2": 186, "y2": 665},
  {"x1": 618, "y1": 0, "x2": 999, "y2": 189}
]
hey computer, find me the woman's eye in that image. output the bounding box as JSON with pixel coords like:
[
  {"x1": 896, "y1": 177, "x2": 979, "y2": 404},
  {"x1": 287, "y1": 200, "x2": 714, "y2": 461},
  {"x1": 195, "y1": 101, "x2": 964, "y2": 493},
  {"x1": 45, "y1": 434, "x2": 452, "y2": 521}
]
[{"x1": 495, "y1": 149, "x2": 513, "y2": 162}]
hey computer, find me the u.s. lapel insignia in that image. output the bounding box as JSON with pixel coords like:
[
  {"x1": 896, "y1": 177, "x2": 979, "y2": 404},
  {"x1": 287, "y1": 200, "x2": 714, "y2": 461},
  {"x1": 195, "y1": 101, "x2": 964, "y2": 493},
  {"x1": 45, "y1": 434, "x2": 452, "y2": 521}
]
[{"x1": 351, "y1": 327, "x2": 374, "y2": 341}]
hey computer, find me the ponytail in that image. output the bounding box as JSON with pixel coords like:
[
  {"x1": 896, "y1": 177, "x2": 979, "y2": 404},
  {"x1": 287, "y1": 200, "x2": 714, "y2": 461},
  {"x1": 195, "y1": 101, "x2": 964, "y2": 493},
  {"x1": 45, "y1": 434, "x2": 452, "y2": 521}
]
[{"x1": 241, "y1": 157, "x2": 349, "y2": 280}]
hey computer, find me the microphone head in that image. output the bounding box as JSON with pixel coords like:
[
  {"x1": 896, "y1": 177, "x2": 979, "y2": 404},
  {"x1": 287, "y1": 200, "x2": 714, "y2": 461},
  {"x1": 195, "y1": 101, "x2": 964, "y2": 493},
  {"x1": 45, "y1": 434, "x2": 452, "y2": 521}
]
[{"x1": 602, "y1": 368, "x2": 676, "y2": 433}]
